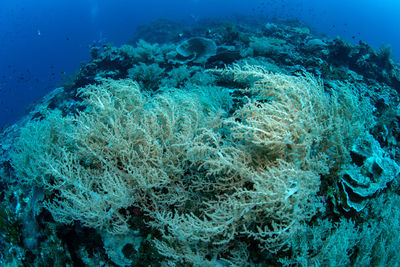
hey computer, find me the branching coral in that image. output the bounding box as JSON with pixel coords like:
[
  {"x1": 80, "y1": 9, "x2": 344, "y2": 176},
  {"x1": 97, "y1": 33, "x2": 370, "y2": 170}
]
[
  {"x1": 10, "y1": 64, "x2": 376, "y2": 265},
  {"x1": 215, "y1": 64, "x2": 374, "y2": 169}
]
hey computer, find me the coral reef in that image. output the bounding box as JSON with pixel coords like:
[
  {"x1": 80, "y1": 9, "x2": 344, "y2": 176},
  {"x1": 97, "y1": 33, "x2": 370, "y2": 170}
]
[
  {"x1": 176, "y1": 37, "x2": 217, "y2": 63},
  {"x1": 340, "y1": 133, "x2": 400, "y2": 211},
  {"x1": 1, "y1": 17, "x2": 400, "y2": 266}
]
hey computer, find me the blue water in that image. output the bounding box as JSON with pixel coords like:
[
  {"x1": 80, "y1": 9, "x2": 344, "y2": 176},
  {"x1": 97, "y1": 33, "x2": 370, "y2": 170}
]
[{"x1": 0, "y1": 0, "x2": 399, "y2": 128}]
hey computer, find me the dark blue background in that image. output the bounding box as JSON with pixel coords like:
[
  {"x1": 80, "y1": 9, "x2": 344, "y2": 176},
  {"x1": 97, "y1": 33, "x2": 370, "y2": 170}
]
[{"x1": 0, "y1": 0, "x2": 399, "y2": 128}]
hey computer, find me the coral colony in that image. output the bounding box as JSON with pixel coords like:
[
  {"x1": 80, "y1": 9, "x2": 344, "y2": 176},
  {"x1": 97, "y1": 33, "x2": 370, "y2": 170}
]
[{"x1": 1, "y1": 19, "x2": 400, "y2": 265}]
